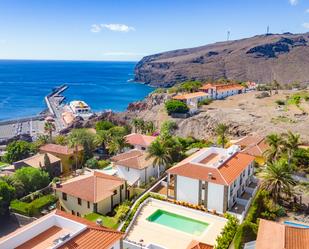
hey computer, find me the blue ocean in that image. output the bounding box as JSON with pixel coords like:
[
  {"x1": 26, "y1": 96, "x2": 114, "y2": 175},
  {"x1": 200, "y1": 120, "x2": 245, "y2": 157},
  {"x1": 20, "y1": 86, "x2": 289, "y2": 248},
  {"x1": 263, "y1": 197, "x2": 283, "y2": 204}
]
[{"x1": 0, "y1": 60, "x2": 153, "y2": 120}]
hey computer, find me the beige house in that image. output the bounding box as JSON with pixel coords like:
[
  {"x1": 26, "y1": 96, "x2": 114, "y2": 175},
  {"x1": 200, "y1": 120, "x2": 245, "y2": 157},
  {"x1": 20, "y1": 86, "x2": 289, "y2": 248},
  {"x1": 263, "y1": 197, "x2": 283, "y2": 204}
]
[
  {"x1": 55, "y1": 171, "x2": 126, "y2": 217},
  {"x1": 13, "y1": 153, "x2": 62, "y2": 176}
]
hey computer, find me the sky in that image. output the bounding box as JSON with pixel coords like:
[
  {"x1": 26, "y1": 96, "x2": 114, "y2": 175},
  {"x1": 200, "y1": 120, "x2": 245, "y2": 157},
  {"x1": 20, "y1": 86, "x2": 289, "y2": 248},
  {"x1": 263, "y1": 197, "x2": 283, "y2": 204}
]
[{"x1": 1, "y1": 0, "x2": 309, "y2": 61}]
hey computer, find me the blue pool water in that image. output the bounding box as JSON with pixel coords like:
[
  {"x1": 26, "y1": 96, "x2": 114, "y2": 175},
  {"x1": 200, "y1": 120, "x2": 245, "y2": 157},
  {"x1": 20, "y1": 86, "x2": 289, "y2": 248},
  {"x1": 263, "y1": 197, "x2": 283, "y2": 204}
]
[
  {"x1": 0, "y1": 60, "x2": 153, "y2": 120},
  {"x1": 284, "y1": 221, "x2": 309, "y2": 228}
]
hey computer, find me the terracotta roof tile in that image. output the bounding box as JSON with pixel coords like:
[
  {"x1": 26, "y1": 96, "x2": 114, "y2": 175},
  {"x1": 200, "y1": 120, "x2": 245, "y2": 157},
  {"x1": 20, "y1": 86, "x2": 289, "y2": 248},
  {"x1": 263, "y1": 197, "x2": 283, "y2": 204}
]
[
  {"x1": 111, "y1": 149, "x2": 154, "y2": 170},
  {"x1": 125, "y1": 133, "x2": 156, "y2": 147},
  {"x1": 168, "y1": 150, "x2": 255, "y2": 186},
  {"x1": 173, "y1": 92, "x2": 208, "y2": 100},
  {"x1": 14, "y1": 153, "x2": 61, "y2": 169},
  {"x1": 238, "y1": 136, "x2": 269, "y2": 157},
  {"x1": 256, "y1": 219, "x2": 309, "y2": 249},
  {"x1": 186, "y1": 240, "x2": 213, "y2": 249},
  {"x1": 55, "y1": 171, "x2": 124, "y2": 203},
  {"x1": 199, "y1": 83, "x2": 244, "y2": 92},
  {"x1": 40, "y1": 144, "x2": 83, "y2": 156}
]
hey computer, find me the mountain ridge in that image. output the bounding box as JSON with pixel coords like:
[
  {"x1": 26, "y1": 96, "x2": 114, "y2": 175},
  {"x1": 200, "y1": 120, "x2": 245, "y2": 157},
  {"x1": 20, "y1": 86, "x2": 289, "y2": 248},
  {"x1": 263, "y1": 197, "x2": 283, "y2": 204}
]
[{"x1": 134, "y1": 32, "x2": 309, "y2": 87}]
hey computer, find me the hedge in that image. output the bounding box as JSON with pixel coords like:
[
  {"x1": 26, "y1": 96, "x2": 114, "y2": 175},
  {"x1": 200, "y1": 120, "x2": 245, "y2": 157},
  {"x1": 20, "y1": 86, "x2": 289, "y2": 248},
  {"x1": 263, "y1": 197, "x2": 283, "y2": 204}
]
[
  {"x1": 234, "y1": 221, "x2": 258, "y2": 249},
  {"x1": 10, "y1": 194, "x2": 58, "y2": 216},
  {"x1": 215, "y1": 213, "x2": 239, "y2": 249},
  {"x1": 165, "y1": 99, "x2": 189, "y2": 115}
]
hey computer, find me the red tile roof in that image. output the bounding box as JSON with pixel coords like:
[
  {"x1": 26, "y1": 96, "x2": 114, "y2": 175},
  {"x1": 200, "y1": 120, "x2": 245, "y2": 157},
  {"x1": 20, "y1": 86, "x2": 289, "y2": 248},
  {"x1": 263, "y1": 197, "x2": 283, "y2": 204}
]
[
  {"x1": 56, "y1": 210, "x2": 123, "y2": 249},
  {"x1": 186, "y1": 240, "x2": 213, "y2": 249},
  {"x1": 168, "y1": 150, "x2": 255, "y2": 186},
  {"x1": 199, "y1": 83, "x2": 244, "y2": 92},
  {"x1": 172, "y1": 92, "x2": 208, "y2": 100},
  {"x1": 125, "y1": 133, "x2": 156, "y2": 147},
  {"x1": 40, "y1": 144, "x2": 83, "y2": 156},
  {"x1": 235, "y1": 135, "x2": 269, "y2": 157},
  {"x1": 111, "y1": 149, "x2": 154, "y2": 170},
  {"x1": 55, "y1": 171, "x2": 124, "y2": 203},
  {"x1": 256, "y1": 219, "x2": 309, "y2": 249}
]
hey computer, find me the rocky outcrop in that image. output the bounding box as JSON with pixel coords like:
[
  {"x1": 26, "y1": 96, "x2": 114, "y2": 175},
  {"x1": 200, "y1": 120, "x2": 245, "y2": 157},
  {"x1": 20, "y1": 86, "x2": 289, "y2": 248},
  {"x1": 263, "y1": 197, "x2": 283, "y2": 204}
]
[{"x1": 134, "y1": 33, "x2": 309, "y2": 87}]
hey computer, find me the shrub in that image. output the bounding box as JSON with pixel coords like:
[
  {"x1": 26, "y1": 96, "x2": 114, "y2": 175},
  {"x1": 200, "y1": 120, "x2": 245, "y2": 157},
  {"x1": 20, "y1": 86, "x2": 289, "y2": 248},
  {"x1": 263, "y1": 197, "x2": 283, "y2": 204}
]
[
  {"x1": 85, "y1": 158, "x2": 99, "y2": 169},
  {"x1": 115, "y1": 201, "x2": 131, "y2": 221},
  {"x1": 98, "y1": 160, "x2": 110, "y2": 169},
  {"x1": 234, "y1": 221, "x2": 258, "y2": 249},
  {"x1": 215, "y1": 213, "x2": 239, "y2": 249},
  {"x1": 95, "y1": 121, "x2": 115, "y2": 131},
  {"x1": 275, "y1": 99, "x2": 285, "y2": 106},
  {"x1": 10, "y1": 194, "x2": 57, "y2": 216},
  {"x1": 198, "y1": 98, "x2": 213, "y2": 106},
  {"x1": 165, "y1": 100, "x2": 189, "y2": 115}
]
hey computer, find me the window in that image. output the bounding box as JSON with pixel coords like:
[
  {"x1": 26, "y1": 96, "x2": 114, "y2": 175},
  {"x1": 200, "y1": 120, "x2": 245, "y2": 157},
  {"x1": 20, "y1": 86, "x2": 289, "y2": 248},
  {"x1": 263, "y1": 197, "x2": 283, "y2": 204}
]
[
  {"x1": 113, "y1": 190, "x2": 117, "y2": 195},
  {"x1": 77, "y1": 212, "x2": 80, "y2": 217},
  {"x1": 71, "y1": 210, "x2": 75, "y2": 215},
  {"x1": 87, "y1": 201, "x2": 90, "y2": 209},
  {"x1": 62, "y1": 193, "x2": 67, "y2": 201},
  {"x1": 120, "y1": 185, "x2": 124, "y2": 190},
  {"x1": 141, "y1": 147, "x2": 146, "y2": 150},
  {"x1": 78, "y1": 198, "x2": 81, "y2": 205}
]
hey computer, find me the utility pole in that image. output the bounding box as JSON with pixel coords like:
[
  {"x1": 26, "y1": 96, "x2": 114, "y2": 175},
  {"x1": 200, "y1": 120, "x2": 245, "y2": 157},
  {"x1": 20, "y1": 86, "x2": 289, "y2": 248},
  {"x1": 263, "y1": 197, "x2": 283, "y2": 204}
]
[
  {"x1": 227, "y1": 31, "x2": 230, "y2": 41},
  {"x1": 266, "y1": 25, "x2": 270, "y2": 35}
]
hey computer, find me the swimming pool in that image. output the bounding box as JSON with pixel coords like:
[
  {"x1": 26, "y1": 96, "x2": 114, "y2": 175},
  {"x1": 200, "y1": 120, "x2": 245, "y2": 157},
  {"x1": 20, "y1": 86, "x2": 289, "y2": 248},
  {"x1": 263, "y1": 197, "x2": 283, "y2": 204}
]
[
  {"x1": 284, "y1": 221, "x2": 309, "y2": 228},
  {"x1": 147, "y1": 209, "x2": 209, "y2": 236}
]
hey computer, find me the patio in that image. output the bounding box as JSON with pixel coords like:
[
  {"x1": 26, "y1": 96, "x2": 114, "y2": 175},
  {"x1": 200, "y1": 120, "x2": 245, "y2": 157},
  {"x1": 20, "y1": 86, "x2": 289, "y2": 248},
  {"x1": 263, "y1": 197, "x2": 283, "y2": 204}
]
[
  {"x1": 229, "y1": 203, "x2": 246, "y2": 215},
  {"x1": 240, "y1": 191, "x2": 252, "y2": 201}
]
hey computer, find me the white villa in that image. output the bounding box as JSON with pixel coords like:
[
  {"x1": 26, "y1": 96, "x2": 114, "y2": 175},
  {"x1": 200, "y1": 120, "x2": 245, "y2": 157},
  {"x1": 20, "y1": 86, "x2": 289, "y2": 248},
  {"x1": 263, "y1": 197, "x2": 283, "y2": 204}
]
[
  {"x1": 167, "y1": 145, "x2": 258, "y2": 215},
  {"x1": 111, "y1": 149, "x2": 164, "y2": 186},
  {"x1": 54, "y1": 171, "x2": 126, "y2": 217},
  {"x1": 0, "y1": 210, "x2": 123, "y2": 249},
  {"x1": 199, "y1": 83, "x2": 245, "y2": 99},
  {"x1": 172, "y1": 92, "x2": 209, "y2": 111}
]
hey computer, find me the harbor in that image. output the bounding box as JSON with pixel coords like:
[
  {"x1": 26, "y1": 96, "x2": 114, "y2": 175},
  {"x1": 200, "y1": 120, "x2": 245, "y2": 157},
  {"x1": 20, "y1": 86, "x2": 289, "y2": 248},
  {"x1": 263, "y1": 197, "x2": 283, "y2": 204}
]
[{"x1": 0, "y1": 84, "x2": 90, "y2": 143}]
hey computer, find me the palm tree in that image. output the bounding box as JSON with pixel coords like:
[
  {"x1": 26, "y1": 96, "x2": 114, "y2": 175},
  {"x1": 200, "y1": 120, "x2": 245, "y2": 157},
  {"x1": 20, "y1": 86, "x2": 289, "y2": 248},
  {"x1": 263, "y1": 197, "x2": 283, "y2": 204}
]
[
  {"x1": 283, "y1": 131, "x2": 301, "y2": 166},
  {"x1": 215, "y1": 123, "x2": 228, "y2": 148},
  {"x1": 94, "y1": 130, "x2": 111, "y2": 150},
  {"x1": 44, "y1": 121, "x2": 56, "y2": 142},
  {"x1": 144, "y1": 121, "x2": 156, "y2": 135},
  {"x1": 264, "y1": 133, "x2": 284, "y2": 162},
  {"x1": 259, "y1": 160, "x2": 296, "y2": 203},
  {"x1": 107, "y1": 136, "x2": 129, "y2": 155},
  {"x1": 147, "y1": 140, "x2": 172, "y2": 177},
  {"x1": 67, "y1": 130, "x2": 84, "y2": 171}
]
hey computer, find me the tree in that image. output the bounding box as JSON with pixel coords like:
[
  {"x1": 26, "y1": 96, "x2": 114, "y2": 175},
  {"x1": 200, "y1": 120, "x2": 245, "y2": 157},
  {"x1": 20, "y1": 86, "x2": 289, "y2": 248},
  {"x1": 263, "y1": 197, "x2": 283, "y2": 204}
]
[
  {"x1": 131, "y1": 118, "x2": 145, "y2": 133},
  {"x1": 259, "y1": 160, "x2": 296, "y2": 203},
  {"x1": 216, "y1": 123, "x2": 228, "y2": 148},
  {"x1": 1, "y1": 176, "x2": 25, "y2": 198},
  {"x1": 44, "y1": 153, "x2": 53, "y2": 178},
  {"x1": 85, "y1": 158, "x2": 99, "y2": 169},
  {"x1": 107, "y1": 136, "x2": 129, "y2": 155},
  {"x1": 4, "y1": 140, "x2": 35, "y2": 164},
  {"x1": 179, "y1": 81, "x2": 202, "y2": 92},
  {"x1": 13, "y1": 167, "x2": 50, "y2": 195},
  {"x1": 282, "y1": 131, "x2": 301, "y2": 166},
  {"x1": 95, "y1": 120, "x2": 115, "y2": 131},
  {"x1": 0, "y1": 180, "x2": 15, "y2": 216},
  {"x1": 264, "y1": 133, "x2": 284, "y2": 162},
  {"x1": 147, "y1": 139, "x2": 172, "y2": 176},
  {"x1": 144, "y1": 121, "x2": 156, "y2": 135},
  {"x1": 53, "y1": 135, "x2": 67, "y2": 145},
  {"x1": 160, "y1": 120, "x2": 178, "y2": 139},
  {"x1": 165, "y1": 100, "x2": 189, "y2": 115},
  {"x1": 44, "y1": 121, "x2": 56, "y2": 142}
]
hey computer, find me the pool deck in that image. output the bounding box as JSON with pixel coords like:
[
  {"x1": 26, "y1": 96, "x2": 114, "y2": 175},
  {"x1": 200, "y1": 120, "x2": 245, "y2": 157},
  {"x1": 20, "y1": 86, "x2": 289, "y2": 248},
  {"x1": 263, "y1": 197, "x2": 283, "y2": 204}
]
[{"x1": 126, "y1": 199, "x2": 227, "y2": 249}]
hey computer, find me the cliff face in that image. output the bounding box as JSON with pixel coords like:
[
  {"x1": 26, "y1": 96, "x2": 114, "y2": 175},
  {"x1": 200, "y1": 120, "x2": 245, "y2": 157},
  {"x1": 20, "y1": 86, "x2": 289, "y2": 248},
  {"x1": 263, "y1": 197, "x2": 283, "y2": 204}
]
[{"x1": 134, "y1": 33, "x2": 309, "y2": 87}]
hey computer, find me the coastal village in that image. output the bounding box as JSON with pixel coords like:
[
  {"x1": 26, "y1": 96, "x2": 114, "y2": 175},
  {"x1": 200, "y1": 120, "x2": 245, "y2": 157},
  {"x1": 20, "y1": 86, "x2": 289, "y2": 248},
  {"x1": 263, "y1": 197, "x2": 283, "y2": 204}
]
[{"x1": 0, "y1": 79, "x2": 308, "y2": 249}]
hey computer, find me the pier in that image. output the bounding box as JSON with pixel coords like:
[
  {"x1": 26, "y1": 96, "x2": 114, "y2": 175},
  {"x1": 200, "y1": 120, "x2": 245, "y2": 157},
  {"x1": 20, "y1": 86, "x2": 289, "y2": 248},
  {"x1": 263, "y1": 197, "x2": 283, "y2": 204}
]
[{"x1": 0, "y1": 85, "x2": 69, "y2": 142}]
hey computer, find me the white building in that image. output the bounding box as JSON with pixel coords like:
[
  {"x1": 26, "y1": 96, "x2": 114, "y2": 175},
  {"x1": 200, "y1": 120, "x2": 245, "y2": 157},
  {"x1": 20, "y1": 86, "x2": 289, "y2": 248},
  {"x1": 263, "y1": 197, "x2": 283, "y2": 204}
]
[
  {"x1": 69, "y1": 100, "x2": 92, "y2": 118},
  {"x1": 111, "y1": 149, "x2": 164, "y2": 187},
  {"x1": 199, "y1": 83, "x2": 245, "y2": 99},
  {"x1": 125, "y1": 133, "x2": 156, "y2": 151},
  {"x1": 172, "y1": 92, "x2": 210, "y2": 111},
  {"x1": 167, "y1": 145, "x2": 257, "y2": 214},
  {"x1": 54, "y1": 171, "x2": 126, "y2": 217},
  {"x1": 0, "y1": 210, "x2": 123, "y2": 249}
]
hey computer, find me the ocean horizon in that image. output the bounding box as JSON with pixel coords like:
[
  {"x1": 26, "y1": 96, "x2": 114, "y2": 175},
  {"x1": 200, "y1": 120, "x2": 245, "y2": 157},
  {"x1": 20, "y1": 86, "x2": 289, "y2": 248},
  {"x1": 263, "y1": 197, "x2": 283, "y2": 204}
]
[{"x1": 0, "y1": 60, "x2": 153, "y2": 121}]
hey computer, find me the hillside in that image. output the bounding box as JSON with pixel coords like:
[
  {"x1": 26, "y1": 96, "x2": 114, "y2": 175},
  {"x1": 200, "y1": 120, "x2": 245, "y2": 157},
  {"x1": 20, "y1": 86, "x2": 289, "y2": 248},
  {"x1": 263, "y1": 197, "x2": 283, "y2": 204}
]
[
  {"x1": 119, "y1": 90, "x2": 309, "y2": 142},
  {"x1": 134, "y1": 33, "x2": 309, "y2": 87}
]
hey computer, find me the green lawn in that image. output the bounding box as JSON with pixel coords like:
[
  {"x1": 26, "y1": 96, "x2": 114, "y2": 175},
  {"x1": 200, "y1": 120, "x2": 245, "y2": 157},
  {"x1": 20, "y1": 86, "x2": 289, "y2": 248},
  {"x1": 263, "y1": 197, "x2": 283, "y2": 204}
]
[{"x1": 84, "y1": 213, "x2": 119, "y2": 229}]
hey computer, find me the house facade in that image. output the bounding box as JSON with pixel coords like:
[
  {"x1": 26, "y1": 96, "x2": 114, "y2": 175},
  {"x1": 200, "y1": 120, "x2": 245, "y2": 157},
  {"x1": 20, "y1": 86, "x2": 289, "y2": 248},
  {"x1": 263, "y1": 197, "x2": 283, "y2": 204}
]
[
  {"x1": 172, "y1": 92, "x2": 209, "y2": 111},
  {"x1": 167, "y1": 146, "x2": 256, "y2": 214},
  {"x1": 40, "y1": 144, "x2": 83, "y2": 174},
  {"x1": 13, "y1": 153, "x2": 62, "y2": 177},
  {"x1": 124, "y1": 133, "x2": 156, "y2": 151},
  {"x1": 111, "y1": 149, "x2": 163, "y2": 186},
  {"x1": 199, "y1": 83, "x2": 245, "y2": 99},
  {"x1": 55, "y1": 171, "x2": 126, "y2": 217}
]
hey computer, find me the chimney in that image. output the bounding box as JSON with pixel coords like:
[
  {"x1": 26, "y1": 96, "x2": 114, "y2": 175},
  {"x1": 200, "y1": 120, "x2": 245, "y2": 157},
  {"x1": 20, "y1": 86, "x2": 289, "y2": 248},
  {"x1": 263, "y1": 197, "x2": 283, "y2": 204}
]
[
  {"x1": 208, "y1": 172, "x2": 213, "y2": 180},
  {"x1": 96, "y1": 218, "x2": 103, "y2": 226}
]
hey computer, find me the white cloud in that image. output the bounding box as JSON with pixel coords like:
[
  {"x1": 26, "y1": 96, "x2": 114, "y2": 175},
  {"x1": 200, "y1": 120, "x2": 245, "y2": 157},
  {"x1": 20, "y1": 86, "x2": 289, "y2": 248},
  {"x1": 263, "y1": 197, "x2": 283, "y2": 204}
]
[
  {"x1": 90, "y1": 24, "x2": 102, "y2": 33},
  {"x1": 302, "y1": 22, "x2": 309, "y2": 28},
  {"x1": 90, "y1": 23, "x2": 135, "y2": 33},
  {"x1": 289, "y1": 0, "x2": 298, "y2": 5}
]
